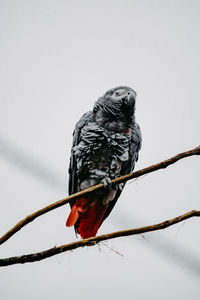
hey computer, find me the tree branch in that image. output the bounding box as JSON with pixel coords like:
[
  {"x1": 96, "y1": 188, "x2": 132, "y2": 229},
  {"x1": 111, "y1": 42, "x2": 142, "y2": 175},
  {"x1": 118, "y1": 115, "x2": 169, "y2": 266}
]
[
  {"x1": 0, "y1": 210, "x2": 199, "y2": 267},
  {"x1": 0, "y1": 145, "x2": 199, "y2": 246}
]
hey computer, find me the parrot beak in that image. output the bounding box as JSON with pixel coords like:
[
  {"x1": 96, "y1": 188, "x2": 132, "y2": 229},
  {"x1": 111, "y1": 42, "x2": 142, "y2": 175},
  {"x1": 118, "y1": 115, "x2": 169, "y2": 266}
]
[
  {"x1": 127, "y1": 93, "x2": 135, "y2": 107},
  {"x1": 122, "y1": 92, "x2": 136, "y2": 113}
]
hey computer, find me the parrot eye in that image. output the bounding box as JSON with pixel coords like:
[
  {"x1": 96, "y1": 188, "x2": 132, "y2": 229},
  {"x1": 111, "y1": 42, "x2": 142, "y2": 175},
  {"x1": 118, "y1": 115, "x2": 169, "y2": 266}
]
[{"x1": 115, "y1": 91, "x2": 120, "y2": 96}]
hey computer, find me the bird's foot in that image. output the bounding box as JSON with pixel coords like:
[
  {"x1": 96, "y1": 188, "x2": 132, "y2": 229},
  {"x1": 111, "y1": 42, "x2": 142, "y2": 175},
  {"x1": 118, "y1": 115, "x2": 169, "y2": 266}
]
[
  {"x1": 101, "y1": 177, "x2": 113, "y2": 190},
  {"x1": 101, "y1": 177, "x2": 118, "y2": 190},
  {"x1": 118, "y1": 182, "x2": 124, "y2": 191}
]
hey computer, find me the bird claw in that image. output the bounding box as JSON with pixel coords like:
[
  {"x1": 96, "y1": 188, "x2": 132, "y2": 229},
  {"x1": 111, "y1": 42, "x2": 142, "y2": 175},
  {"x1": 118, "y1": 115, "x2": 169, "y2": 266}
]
[
  {"x1": 118, "y1": 183, "x2": 124, "y2": 191},
  {"x1": 101, "y1": 177, "x2": 119, "y2": 191},
  {"x1": 101, "y1": 177, "x2": 113, "y2": 190}
]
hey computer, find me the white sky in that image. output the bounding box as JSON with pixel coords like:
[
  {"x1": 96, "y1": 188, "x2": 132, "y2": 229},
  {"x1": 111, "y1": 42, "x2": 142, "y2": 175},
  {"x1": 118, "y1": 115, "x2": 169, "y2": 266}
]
[{"x1": 0, "y1": 0, "x2": 200, "y2": 299}]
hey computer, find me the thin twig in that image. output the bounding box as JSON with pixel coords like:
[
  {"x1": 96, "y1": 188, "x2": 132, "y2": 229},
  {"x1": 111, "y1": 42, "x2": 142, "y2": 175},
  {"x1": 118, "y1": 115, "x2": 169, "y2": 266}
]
[
  {"x1": 0, "y1": 145, "x2": 199, "y2": 246},
  {"x1": 0, "y1": 210, "x2": 199, "y2": 267}
]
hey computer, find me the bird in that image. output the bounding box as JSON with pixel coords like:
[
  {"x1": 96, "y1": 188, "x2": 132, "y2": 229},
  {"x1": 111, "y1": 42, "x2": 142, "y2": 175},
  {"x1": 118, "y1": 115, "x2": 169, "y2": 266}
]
[{"x1": 66, "y1": 86, "x2": 142, "y2": 239}]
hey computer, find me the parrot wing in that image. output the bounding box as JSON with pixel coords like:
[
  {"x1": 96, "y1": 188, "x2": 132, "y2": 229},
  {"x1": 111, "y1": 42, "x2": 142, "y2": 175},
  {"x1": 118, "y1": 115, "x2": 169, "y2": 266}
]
[
  {"x1": 68, "y1": 110, "x2": 109, "y2": 238},
  {"x1": 68, "y1": 111, "x2": 92, "y2": 200}
]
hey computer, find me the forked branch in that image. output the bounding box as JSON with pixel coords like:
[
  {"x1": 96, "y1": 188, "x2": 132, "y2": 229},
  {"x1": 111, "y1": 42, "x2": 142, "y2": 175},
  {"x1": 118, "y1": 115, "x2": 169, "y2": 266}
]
[
  {"x1": 0, "y1": 145, "x2": 199, "y2": 247},
  {"x1": 0, "y1": 210, "x2": 199, "y2": 266}
]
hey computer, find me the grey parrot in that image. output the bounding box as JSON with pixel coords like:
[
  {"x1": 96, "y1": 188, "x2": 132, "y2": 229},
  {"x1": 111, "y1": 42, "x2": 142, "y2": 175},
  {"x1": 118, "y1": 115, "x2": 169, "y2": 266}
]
[{"x1": 66, "y1": 86, "x2": 142, "y2": 239}]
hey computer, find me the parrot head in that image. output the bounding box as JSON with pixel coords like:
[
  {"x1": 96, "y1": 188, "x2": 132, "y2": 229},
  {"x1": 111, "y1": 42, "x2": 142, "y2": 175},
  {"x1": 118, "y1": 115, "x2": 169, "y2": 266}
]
[{"x1": 93, "y1": 86, "x2": 137, "y2": 124}]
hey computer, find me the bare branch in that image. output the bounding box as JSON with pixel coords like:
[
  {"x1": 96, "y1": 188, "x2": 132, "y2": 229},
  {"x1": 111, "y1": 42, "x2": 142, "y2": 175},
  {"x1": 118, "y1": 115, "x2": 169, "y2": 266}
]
[
  {"x1": 0, "y1": 145, "x2": 199, "y2": 246},
  {"x1": 0, "y1": 210, "x2": 199, "y2": 267}
]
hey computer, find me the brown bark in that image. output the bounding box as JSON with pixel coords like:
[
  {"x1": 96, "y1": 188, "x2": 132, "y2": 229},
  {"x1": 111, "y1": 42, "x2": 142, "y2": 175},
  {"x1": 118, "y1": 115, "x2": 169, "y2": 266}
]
[
  {"x1": 0, "y1": 210, "x2": 199, "y2": 267},
  {"x1": 0, "y1": 145, "x2": 199, "y2": 246}
]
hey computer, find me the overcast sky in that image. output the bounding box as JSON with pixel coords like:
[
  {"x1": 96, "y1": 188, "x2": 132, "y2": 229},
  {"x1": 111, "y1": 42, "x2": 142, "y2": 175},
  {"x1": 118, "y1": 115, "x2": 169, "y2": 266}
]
[{"x1": 0, "y1": 1, "x2": 200, "y2": 299}]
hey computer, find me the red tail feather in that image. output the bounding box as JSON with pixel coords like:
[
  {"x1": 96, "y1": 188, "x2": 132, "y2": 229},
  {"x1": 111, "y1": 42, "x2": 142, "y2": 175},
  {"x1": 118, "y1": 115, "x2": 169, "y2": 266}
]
[
  {"x1": 66, "y1": 198, "x2": 88, "y2": 227},
  {"x1": 66, "y1": 198, "x2": 107, "y2": 239},
  {"x1": 66, "y1": 203, "x2": 79, "y2": 227}
]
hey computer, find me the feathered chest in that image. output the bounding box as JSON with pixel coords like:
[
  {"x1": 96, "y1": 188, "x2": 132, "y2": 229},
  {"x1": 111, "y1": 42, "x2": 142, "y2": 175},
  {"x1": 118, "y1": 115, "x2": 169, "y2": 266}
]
[{"x1": 73, "y1": 121, "x2": 131, "y2": 164}]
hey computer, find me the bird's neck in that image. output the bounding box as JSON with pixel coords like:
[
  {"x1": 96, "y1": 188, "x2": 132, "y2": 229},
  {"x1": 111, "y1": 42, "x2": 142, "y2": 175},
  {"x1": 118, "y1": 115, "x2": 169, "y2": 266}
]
[{"x1": 93, "y1": 109, "x2": 135, "y2": 132}]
